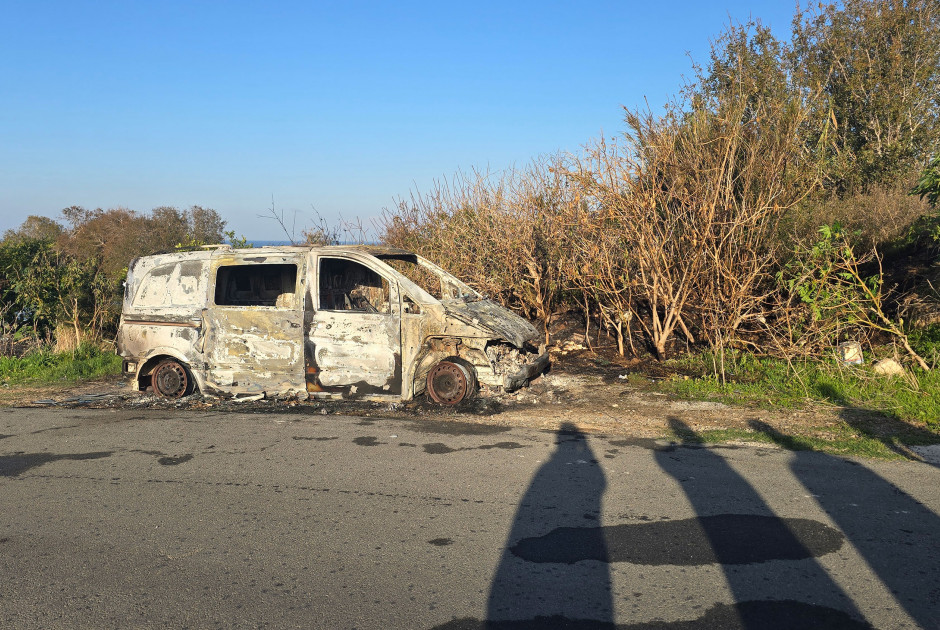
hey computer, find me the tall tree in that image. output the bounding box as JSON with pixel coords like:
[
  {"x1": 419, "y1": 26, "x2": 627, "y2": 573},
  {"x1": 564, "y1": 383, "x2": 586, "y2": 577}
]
[
  {"x1": 2, "y1": 215, "x2": 64, "y2": 243},
  {"x1": 792, "y1": 0, "x2": 940, "y2": 195}
]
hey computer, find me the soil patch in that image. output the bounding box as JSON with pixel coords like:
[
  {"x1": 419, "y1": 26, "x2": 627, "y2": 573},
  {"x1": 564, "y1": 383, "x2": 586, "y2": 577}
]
[{"x1": 0, "y1": 353, "x2": 883, "y2": 451}]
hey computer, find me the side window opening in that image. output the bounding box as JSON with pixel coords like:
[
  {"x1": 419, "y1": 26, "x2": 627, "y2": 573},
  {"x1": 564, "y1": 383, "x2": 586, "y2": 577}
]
[
  {"x1": 215, "y1": 264, "x2": 297, "y2": 307},
  {"x1": 319, "y1": 258, "x2": 390, "y2": 314}
]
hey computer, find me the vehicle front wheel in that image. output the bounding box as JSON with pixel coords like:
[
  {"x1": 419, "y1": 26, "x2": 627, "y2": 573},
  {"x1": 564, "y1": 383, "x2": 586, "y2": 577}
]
[
  {"x1": 151, "y1": 359, "x2": 194, "y2": 399},
  {"x1": 426, "y1": 359, "x2": 477, "y2": 405}
]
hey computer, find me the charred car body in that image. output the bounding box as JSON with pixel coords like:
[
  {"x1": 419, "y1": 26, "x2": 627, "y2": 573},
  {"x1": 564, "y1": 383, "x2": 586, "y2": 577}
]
[{"x1": 116, "y1": 245, "x2": 548, "y2": 404}]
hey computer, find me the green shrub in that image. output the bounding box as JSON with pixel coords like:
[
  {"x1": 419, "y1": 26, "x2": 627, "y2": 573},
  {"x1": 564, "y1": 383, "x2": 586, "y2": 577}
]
[
  {"x1": 909, "y1": 324, "x2": 940, "y2": 367},
  {"x1": 0, "y1": 343, "x2": 122, "y2": 385}
]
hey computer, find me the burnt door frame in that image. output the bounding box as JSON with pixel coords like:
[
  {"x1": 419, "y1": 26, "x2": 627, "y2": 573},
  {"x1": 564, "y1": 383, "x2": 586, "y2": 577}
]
[
  {"x1": 306, "y1": 254, "x2": 403, "y2": 398},
  {"x1": 203, "y1": 256, "x2": 306, "y2": 395}
]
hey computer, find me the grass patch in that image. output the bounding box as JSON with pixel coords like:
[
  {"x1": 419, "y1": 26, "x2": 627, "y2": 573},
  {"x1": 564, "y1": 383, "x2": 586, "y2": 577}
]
[
  {"x1": 663, "y1": 355, "x2": 810, "y2": 408},
  {"x1": 0, "y1": 343, "x2": 122, "y2": 385},
  {"x1": 662, "y1": 351, "x2": 940, "y2": 430},
  {"x1": 656, "y1": 348, "x2": 940, "y2": 459}
]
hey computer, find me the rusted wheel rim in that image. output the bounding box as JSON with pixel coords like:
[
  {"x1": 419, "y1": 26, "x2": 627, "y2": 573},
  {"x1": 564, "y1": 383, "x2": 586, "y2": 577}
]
[
  {"x1": 427, "y1": 361, "x2": 471, "y2": 405},
  {"x1": 153, "y1": 361, "x2": 189, "y2": 399}
]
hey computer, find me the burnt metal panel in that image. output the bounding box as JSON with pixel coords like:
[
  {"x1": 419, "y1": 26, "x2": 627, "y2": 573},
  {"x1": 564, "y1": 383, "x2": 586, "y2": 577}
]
[{"x1": 201, "y1": 252, "x2": 306, "y2": 395}]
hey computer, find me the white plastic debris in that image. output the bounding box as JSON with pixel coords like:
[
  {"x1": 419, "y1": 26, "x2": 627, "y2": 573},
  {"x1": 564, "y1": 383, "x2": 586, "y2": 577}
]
[
  {"x1": 836, "y1": 341, "x2": 864, "y2": 365},
  {"x1": 872, "y1": 358, "x2": 904, "y2": 376}
]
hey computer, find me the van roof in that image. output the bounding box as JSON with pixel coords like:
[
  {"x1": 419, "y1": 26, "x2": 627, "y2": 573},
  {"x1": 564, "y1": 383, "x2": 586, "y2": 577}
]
[
  {"x1": 129, "y1": 244, "x2": 421, "y2": 268},
  {"x1": 231, "y1": 244, "x2": 416, "y2": 257}
]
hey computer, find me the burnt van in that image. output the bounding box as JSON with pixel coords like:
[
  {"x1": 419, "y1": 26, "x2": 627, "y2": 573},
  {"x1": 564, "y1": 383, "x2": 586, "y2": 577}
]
[{"x1": 116, "y1": 245, "x2": 548, "y2": 404}]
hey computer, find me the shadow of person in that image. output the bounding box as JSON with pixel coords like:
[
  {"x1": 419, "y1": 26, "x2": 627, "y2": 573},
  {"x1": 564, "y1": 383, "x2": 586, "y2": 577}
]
[
  {"x1": 652, "y1": 418, "x2": 869, "y2": 629},
  {"x1": 433, "y1": 421, "x2": 875, "y2": 630},
  {"x1": 485, "y1": 422, "x2": 613, "y2": 627},
  {"x1": 751, "y1": 419, "x2": 940, "y2": 629}
]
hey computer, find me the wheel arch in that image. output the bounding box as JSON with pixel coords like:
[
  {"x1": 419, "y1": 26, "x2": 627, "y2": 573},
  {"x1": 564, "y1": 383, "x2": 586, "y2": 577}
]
[
  {"x1": 410, "y1": 339, "x2": 489, "y2": 399},
  {"x1": 135, "y1": 348, "x2": 204, "y2": 394}
]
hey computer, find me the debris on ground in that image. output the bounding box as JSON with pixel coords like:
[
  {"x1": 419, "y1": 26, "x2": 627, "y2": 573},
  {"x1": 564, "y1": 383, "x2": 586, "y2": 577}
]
[{"x1": 872, "y1": 358, "x2": 905, "y2": 376}]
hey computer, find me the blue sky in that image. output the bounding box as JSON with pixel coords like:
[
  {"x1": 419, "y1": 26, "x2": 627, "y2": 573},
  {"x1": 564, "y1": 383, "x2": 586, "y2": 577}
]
[{"x1": 1, "y1": 1, "x2": 797, "y2": 240}]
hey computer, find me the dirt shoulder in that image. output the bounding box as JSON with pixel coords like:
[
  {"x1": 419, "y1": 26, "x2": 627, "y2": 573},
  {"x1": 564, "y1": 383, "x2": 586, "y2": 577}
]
[
  {"x1": 0, "y1": 349, "x2": 909, "y2": 454},
  {"x1": 4, "y1": 322, "x2": 938, "y2": 464}
]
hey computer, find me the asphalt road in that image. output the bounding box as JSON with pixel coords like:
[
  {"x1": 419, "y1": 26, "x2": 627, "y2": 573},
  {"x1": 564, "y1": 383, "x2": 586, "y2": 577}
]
[{"x1": 1, "y1": 407, "x2": 939, "y2": 629}]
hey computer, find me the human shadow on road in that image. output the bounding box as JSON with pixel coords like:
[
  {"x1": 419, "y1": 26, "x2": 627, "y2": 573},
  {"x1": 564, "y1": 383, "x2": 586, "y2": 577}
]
[
  {"x1": 751, "y1": 418, "x2": 940, "y2": 629},
  {"x1": 653, "y1": 418, "x2": 870, "y2": 629},
  {"x1": 431, "y1": 420, "x2": 873, "y2": 630},
  {"x1": 486, "y1": 424, "x2": 613, "y2": 629},
  {"x1": 485, "y1": 422, "x2": 613, "y2": 627}
]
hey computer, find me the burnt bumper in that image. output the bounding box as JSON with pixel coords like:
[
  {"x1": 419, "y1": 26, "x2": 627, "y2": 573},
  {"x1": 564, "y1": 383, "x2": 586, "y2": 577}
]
[{"x1": 503, "y1": 349, "x2": 550, "y2": 392}]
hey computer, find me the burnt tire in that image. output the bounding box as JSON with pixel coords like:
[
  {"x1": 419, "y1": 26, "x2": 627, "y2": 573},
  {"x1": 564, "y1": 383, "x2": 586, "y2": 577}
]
[
  {"x1": 426, "y1": 359, "x2": 477, "y2": 405},
  {"x1": 151, "y1": 359, "x2": 194, "y2": 399}
]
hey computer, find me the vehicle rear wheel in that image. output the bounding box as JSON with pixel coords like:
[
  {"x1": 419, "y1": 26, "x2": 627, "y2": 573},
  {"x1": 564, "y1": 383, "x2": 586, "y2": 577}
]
[
  {"x1": 151, "y1": 359, "x2": 193, "y2": 399},
  {"x1": 426, "y1": 359, "x2": 477, "y2": 405}
]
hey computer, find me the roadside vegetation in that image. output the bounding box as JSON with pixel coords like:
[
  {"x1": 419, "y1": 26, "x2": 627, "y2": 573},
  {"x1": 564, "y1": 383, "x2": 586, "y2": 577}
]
[
  {"x1": 663, "y1": 344, "x2": 940, "y2": 424},
  {"x1": 0, "y1": 342, "x2": 121, "y2": 386},
  {"x1": 0, "y1": 206, "x2": 233, "y2": 348},
  {"x1": 0, "y1": 206, "x2": 239, "y2": 387},
  {"x1": 380, "y1": 0, "x2": 940, "y2": 437}
]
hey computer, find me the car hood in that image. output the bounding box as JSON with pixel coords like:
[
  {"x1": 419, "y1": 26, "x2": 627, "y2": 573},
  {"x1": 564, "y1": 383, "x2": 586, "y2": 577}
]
[{"x1": 442, "y1": 299, "x2": 541, "y2": 348}]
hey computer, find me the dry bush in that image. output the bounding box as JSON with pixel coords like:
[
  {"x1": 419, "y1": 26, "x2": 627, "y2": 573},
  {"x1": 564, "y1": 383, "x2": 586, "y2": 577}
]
[
  {"x1": 380, "y1": 158, "x2": 578, "y2": 344},
  {"x1": 381, "y1": 171, "x2": 515, "y2": 301},
  {"x1": 262, "y1": 201, "x2": 375, "y2": 246},
  {"x1": 54, "y1": 324, "x2": 79, "y2": 353},
  {"x1": 302, "y1": 219, "x2": 342, "y2": 246},
  {"x1": 558, "y1": 190, "x2": 637, "y2": 355},
  {"x1": 786, "y1": 181, "x2": 932, "y2": 248},
  {"x1": 568, "y1": 82, "x2": 814, "y2": 361},
  {"x1": 382, "y1": 82, "x2": 816, "y2": 361},
  {"x1": 503, "y1": 157, "x2": 579, "y2": 343},
  {"x1": 0, "y1": 302, "x2": 17, "y2": 357}
]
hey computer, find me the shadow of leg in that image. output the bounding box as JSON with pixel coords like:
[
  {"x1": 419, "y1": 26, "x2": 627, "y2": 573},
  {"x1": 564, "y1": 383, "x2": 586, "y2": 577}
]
[{"x1": 750, "y1": 419, "x2": 940, "y2": 629}]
